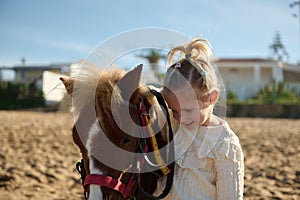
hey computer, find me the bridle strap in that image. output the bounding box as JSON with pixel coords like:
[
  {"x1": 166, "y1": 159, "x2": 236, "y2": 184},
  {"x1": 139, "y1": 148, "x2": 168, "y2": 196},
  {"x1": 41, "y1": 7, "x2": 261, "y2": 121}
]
[
  {"x1": 139, "y1": 101, "x2": 171, "y2": 175},
  {"x1": 135, "y1": 89, "x2": 175, "y2": 200},
  {"x1": 151, "y1": 89, "x2": 175, "y2": 199},
  {"x1": 84, "y1": 173, "x2": 136, "y2": 199}
]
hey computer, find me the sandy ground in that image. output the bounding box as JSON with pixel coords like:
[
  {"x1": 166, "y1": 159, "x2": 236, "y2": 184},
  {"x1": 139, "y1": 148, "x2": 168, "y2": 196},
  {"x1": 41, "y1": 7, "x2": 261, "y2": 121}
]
[{"x1": 0, "y1": 111, "x2": 299, "y2": 200}]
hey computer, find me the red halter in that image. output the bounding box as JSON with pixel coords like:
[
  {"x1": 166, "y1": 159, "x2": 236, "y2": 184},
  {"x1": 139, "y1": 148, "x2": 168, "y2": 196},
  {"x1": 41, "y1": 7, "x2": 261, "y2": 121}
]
[
  {"x1": 84, "y1": 173, "x2": 136, "y2": 199},
  {"x1": 83, "y1": 143, "x2": 149, "y2": 199}
]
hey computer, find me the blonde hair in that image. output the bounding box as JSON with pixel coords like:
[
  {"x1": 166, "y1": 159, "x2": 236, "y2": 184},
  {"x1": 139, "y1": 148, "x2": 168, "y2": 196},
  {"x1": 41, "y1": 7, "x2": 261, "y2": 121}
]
[
  {"x1": 168, "y1": 38, "x2": 213, "y2": 65},
  {"x1": 164, "y1": 38, "x2": 220, "y2": 103}
]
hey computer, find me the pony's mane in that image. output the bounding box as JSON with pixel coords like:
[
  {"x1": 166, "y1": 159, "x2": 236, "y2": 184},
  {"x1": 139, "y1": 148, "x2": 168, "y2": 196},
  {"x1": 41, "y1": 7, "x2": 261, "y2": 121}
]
[
  {"x1": 71, "y1": 62, "x2": 126, "y2": 121},
  {"x1": 71, "y1": 62, "x2": 168, "y2": 142}
]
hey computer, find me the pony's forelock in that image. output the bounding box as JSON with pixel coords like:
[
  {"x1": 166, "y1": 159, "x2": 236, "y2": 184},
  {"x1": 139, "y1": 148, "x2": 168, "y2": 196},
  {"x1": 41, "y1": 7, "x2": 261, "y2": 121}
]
[{"x1": 71, "y1": 62, "x2": 126, "y2": 121}]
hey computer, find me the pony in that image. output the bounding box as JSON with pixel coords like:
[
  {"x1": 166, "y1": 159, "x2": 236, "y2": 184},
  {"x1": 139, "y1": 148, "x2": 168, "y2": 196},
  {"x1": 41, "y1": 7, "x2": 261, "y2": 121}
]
[{"x1": 60, "y1": 64, "x2": 174, "y2": 200}]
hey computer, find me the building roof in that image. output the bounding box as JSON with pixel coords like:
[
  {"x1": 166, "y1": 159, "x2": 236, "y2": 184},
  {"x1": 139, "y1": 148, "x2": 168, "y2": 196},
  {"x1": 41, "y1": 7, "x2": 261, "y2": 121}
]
[
  {"x1": 11, "y1": 62, "x2": 72, "y2": 71},
  {"x1": 215, "y1": 57, "x2": 300, "y2": 73}
]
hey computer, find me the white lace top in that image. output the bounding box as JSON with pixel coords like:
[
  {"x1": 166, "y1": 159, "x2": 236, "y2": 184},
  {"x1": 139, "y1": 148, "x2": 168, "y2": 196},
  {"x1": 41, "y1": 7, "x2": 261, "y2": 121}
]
[{"x1": 155, "y1": 117, "x2": 244, "y2": 199}]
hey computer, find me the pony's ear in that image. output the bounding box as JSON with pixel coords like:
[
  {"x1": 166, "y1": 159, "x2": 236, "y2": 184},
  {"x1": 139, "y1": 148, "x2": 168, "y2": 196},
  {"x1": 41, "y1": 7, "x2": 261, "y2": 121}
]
[
  {"x1": 117, "y1": 64, "x2": 143, "y2": 101},
  {"x1": 60, "y1": 77, "x2": 75, "y2": 95}
]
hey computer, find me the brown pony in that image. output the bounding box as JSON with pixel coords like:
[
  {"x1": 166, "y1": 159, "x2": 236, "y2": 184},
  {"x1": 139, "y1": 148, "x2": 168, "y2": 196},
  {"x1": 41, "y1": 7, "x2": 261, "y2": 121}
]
[{"x1": 61, "y1": 64, "x2": 174, "y2": 200}]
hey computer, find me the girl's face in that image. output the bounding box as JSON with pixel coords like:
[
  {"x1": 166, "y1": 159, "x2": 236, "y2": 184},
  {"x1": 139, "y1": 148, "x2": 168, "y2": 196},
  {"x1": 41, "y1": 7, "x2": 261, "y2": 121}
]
[{"x1": 163, "y1": 86, "x2": 214, "y2": 130}]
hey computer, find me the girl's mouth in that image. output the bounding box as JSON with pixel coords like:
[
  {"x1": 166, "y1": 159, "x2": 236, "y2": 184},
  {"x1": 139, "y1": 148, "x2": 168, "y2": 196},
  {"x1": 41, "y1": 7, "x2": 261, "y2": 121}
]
[{"x1": 184, "y1": 121, "x2": 194, "y2": 127}]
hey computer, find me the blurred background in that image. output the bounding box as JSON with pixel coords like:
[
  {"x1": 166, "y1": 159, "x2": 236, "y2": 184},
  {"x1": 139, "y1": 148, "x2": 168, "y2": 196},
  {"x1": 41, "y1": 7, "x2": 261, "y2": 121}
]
[
  {"x1": 0, "y1": 1, "x2": 299, "y2": 199},
  {"x1": 0, "y1": 0, "x2": 300, "y2": 111}
]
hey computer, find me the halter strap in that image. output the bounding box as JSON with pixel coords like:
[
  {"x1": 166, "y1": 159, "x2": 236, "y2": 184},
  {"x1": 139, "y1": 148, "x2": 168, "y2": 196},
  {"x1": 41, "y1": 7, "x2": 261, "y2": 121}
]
[
  {"x1": 148, "y1": 89, "x2": 175, "y2": 199},
  {"x1": 84, "y1": 173, "x2": 136, "y2": 199},
  {"x1": 139, "y1": 101, "x2": 171, "y2": 175}
]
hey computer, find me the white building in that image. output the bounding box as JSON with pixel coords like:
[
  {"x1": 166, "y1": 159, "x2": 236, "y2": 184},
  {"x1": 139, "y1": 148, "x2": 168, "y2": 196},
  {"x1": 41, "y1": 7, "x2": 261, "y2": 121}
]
[
  {"x1": 7, "y1": 63, "x2": 71, "y2": 105},
  {"x1": 42, "y1": 71, "x2": 69, "y2": 105},
  {"x1": 215, "y1": 58, "x2": 300, "y2": 100}
]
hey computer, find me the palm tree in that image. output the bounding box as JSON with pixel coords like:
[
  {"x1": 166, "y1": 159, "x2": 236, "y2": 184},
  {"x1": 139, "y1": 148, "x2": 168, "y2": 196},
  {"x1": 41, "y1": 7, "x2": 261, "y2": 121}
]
[{"x1": 136, "y1": 49, "x2": 165, "y2": 73}]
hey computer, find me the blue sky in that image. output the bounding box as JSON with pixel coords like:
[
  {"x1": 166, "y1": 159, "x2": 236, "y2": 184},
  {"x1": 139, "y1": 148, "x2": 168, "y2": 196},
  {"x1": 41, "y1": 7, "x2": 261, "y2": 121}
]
[{"x1": 0, "y1": 0, "x2": 299, "y2": 67}]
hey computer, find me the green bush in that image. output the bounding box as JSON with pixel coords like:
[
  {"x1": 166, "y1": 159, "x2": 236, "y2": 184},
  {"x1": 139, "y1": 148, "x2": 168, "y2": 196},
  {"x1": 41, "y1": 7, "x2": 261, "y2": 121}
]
[
  {"x1": 226, "y1": 82, "x2": 300, "y2": 105},
  {"x1": 0, "y1": 81, "x2": 44, "y2": 109},
  {"x1": 227, "y1": 89, "x2": 239, "y2": 104},
  {"x1": 252, "y1": 81, "x2": 300, "y2": 104}
]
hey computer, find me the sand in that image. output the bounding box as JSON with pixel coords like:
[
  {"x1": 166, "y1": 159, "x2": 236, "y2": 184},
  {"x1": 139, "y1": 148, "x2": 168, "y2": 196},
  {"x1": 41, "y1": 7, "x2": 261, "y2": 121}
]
[{"x1": 0, "y1": 111, "x2": 299, "y2": 199}]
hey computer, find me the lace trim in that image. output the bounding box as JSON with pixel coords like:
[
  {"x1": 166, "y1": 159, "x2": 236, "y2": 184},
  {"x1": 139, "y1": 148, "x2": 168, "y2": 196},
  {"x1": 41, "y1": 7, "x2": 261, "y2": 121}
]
[
  {"x1": 208, "y1": 135, "x2": 243, "y2": 163},
  {"x1": 175, "y1": 121, "x2": 242, "y2": 169}
]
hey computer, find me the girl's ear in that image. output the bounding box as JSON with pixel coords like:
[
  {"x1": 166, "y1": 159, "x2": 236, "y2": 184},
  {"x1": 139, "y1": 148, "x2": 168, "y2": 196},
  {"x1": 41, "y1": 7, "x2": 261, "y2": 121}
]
[
  {"x1": 60, "y1": 77, "x2": 75, "y2": 95},
  {"x1": 209, "y1": 90, "x2": 219, "y2": 105}
]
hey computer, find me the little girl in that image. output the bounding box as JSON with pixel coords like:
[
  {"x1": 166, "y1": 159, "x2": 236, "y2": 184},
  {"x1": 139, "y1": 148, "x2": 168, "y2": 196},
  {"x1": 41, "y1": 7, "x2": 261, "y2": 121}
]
[{"x1": 155, "y1": 38, "x2": 244, "y2": 199}]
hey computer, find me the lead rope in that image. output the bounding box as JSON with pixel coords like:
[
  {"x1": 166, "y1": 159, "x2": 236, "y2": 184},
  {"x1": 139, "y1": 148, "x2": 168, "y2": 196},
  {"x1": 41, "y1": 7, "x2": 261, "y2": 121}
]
[
  {"x1": 135, "y1": 89, "x2": 175, "y2": 200},
  {"x1": 150, "y1": 89, "x2": 175, "y2": 199}
]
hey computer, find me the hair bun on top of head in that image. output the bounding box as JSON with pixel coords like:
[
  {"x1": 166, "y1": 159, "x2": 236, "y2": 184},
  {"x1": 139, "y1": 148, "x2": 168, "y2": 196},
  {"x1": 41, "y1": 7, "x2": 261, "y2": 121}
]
[{"x1": 168, "y1": 38, "x2": 213, "y2": 69}]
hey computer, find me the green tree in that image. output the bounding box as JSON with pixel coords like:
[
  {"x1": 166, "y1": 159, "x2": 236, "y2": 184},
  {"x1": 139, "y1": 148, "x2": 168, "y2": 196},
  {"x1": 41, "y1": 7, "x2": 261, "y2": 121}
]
[
  {"x1": 269, "y1": 31, "x2": 289, "y2": 61},
  {"x1": 0, "y1": 81, "x2": 44, "y2": 109}
]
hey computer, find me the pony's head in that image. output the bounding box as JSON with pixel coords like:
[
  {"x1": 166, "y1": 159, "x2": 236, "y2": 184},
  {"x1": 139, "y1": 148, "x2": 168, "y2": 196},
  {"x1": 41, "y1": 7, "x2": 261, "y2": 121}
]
[{"x1": 61, "y1": 64, "x2": 173, "y2": 200}]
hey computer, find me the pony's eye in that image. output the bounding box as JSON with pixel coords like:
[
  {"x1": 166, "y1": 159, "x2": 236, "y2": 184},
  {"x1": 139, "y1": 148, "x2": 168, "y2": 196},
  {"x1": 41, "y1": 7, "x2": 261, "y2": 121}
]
[{"x1": 122, "y1": 136, "x2": 132, "y2": 144}]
